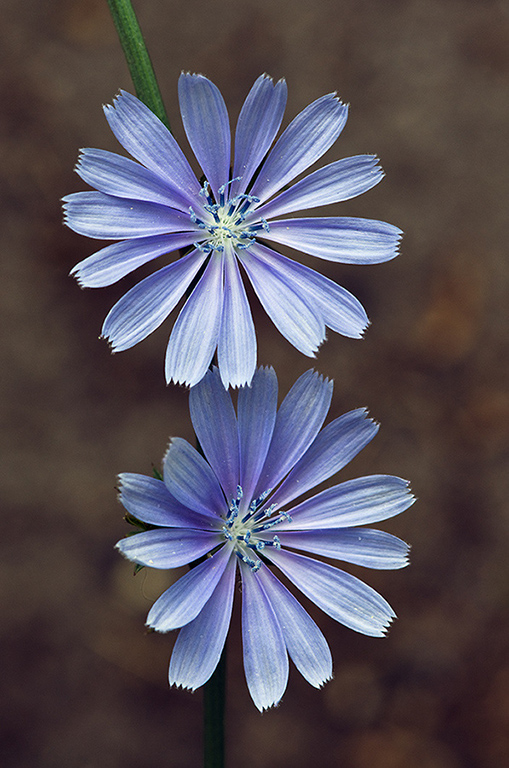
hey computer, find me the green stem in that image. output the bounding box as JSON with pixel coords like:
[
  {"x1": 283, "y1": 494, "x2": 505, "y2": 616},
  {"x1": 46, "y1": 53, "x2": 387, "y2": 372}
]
[
  {"x1": 106, "y1": 4, "x2": 224, "y2": 763},
  {"x1": 203, "y1": 646, "x2": 226, "y2": 768},
  {"x1": 106, "y1": 0, "x2": 170, "y2": 129}
]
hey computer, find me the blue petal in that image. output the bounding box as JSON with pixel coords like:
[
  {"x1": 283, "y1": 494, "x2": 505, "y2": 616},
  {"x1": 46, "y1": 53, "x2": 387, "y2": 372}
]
[
  {"x1": 163, "y1": 437, "x2": 226, "y2": 518},
  {"x1": 276, "y1": 528, "x2": 410, "y2": 569},
  {"x1": 238, "y1": 244, "x2": 325, "y2": 356},
  {"x1": 254, "y1": 369, "x2": 332, "y2": 499},
  {"x1": 243, "y1": 243, "x2": 369, "y2": 338},
  {"x1": 256, "y1": 566, "x2": 332, "y2": 688},
  {"x1": 266, "y1": 548, "x2": 396, "y2": 637},
  {"x1": 231, "y1": 74, "x2": 287, "y2": 196},
  {"x1": 63, "y1": 191, "x2": 196, "y2": 239},
  {"x1": 165, "y1": 253, "x2": 225, "y2": 386},
  {"x1": 268, "y1": 409, "x2": 379, "y2": 510},
  {"x1": 279, "y1": 475, "x2": 415, "y2": 530},
  {"x1": 147, "y1": 544, "x2": 233, "y2": 631},
  {"x1": 237, "y1": 366, "x2": 278, "y2": 506},
  {"x1": 250, "y1": 93, "x2": 348, "y2": 204},
  {"x1": 265, "y1": 217, "x2": 402, "y2": 264},
  {"x1": 70, "y1": 233, "x2": 200, "y2": 288},
  {"x1": 189, "y1": 367, "x2": 240, "y2": 504},
  {"x1": 255, "y1": 155, "x2": 384, "y2": 219},
  {"x1": 240, "y1": 561, "x2": 289, "y2": 711},
  {"x1": 101, "y1": 250, "x2": 207, "y2": 352},
  {"x1": 178, "y1": 73, "x2": 231, "y2": 199},
  {"x1": 116, "y1": 528, "x2": 221, "y2": 568},
  {"x1": 169, "y1": 560, "x2": 236, "y2": 690},
  {"x1": 76, "y1": 148, "x2": 192, "y2": 211},
  {"x1": 217, "y1": 246, "x2": 257, "y2": 389},
  {"x1": 118, "y1": 473, "x2": 218, "y2": 528},
  {"x1": 103, "y1": 90, "x2": 200, "y2": 204}
]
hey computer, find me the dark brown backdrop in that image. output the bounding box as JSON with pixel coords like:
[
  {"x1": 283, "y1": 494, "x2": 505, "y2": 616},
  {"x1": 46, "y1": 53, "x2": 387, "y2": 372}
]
[{"x1": 2, "y1": 0, "x2": 509, "y2": 766}]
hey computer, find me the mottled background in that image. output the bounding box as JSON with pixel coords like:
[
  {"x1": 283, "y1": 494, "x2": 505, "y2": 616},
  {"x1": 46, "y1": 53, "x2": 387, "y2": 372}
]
[{"x1": 2, "y1": 0, "x2": 509, "y2": 766}]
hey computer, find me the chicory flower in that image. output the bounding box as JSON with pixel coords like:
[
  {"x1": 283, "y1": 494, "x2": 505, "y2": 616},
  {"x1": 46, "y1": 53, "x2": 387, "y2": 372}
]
[
  {"x1": 64, "y1": 74, "x2": 402, "y2": 388},
  {"x1": 116, "y1": 367, "x2": 413, "y2": 710}
]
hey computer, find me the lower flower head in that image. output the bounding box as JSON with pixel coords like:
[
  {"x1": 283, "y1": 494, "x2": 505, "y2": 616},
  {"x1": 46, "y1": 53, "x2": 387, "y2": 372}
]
[{"x1": 116, "y1": 367, "x2": 414, "y2": 711}]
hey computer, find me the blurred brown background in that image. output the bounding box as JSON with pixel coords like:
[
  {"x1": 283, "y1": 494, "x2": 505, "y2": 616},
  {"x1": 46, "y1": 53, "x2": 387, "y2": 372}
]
[{"x1": 2, "y1": 0, "x2": 509, "y2": 766}]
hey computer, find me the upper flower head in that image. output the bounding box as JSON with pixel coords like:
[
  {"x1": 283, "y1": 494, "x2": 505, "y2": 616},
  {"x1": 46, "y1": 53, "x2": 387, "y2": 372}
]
[
  {"x1": 64, "y1": 73, "x2": 402, "y2": 388},
  {"x1": 116, "y1": 366, "x2": 414, "y2": 711}
]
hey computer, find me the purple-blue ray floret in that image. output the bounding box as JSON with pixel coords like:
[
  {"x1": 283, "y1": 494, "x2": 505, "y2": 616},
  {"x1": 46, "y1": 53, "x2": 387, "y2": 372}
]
[
  {"x1": 116, "y1": 367, "x2": 414, "y2": 710},
  {"x1": 65, "y1": 73, "x2": 402, "y2": 388}
]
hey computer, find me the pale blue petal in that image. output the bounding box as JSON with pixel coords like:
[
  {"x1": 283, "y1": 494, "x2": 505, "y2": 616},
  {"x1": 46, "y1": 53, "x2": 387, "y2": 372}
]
[
  {"x1": 102, "y1": 250, "x2": 207, "y2": 351},
  {"x1": 76, "y1": 148, "x2": 192, "y2": 211},
  {"x1": 163, "y1": 437, "x2": 226, "y2": 518},
  {"x1": 256, "y1": 566, "x2": 332, "y2": 688},
  {"x1": 254, "y1": 369, "x2": 332, "y2": 498},
  {"x1": 251, "y1": 93, "x2": 348, "y2": 203},
  {"x1": 276, "y1": 528, "x2": 410, "y2": 569},
  {"x1": 63, "y1": 191, "x2": 196, "y2": 239},
  {"x1": 217, "y1": 246, "x2": 257, "y2": 389},
  {"x1": 265, "y1": 217, "x2": 402, "y2": 264},
  {"x1": 70, "y1": 233, "x2": 200, "y2": 288},
  {"x1": 116, "y1": 528, "x2": 221, "y2": 568},
  {"x1": 104, "y1": 90, "x2": 200, "y2": 203},
  {"x1": 237, "y1": 244, "x2": 325, "y2": 356},
  {"x1": 255, "y1": 155, "x2": 384, "y2": 219},
  {"x1": 118, "y1": 473, "x2": 218, "y2": 528},
  {"x1": 165, "y1": 253, "x2": 225, "y2": 386},
  {"x1": 279, "y1": 475, "x2": 415, "y2": 530},
  {"x1": 268, "y1": 409, "x2": 379, "y2": 510},
  {"x1": 232, "y1": 75, "x2": 287, "y2": 196},
  {"x1": 189, "y1": 367, "x2": 240, "y2": 504},
  {"x1": 169, "y1": 560, "x2": 236, "y2": 690},
  {"x1": 240, "y1": 562, "x2": 288, "y2": 711},
  {"x1": 266, "y1": 548, "x2": 396, "y2": 637},
  {"x1": 147, "y1": 544, "x2": 233, "y2": 631},
  {"x1": 178, "y1": 73, "x2": 230, "y2": 198},
  {"x1": 237, "y1": 367, "x2": 278, "y2": 506},
  {"x1": 243, "y1": 243, "x2": 369, "y2": 338}
]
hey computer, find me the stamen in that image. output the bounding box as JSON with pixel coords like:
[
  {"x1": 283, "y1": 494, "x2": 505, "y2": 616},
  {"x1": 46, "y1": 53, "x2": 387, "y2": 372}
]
[
  {"x1": 250, "y1": 218, "x2": 270, "y2": 233},
  {"x1": 235, "y1": 550, "x2": 261, "y2": 572},
  {"x1": 199, "y1": 181, "x2": 215, "y2": 207},
  {"x1": 217, "y1": 177, "x2": 242, "y2": 208},
  {"x1": 194, "y1": 241, "x2": 213, "y2": 253},
  {"x1": 236, "y1": 195, "x2": 260, "y2": 216},
  {"x1": 189, "y1": 207, "x2": 207, "y2": 229},
  {"x1": 222, "y1": 526, "x2": 233, "y2": 541},
  {"x1": 253, "y1": 511, "x2": 290, "y2": 533},
  {"x1": 204, "y1": 204, "x2": 220, "y2": 224}
]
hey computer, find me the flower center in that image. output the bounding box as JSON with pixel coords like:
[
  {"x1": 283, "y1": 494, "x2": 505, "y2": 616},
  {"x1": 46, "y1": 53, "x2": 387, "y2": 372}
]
[
  {"x1": 222, "y1": 485, "x2": 292, "y2": 571},
  {"x1": 189, "y1": 181, "x2": 269, "y2": 254}
]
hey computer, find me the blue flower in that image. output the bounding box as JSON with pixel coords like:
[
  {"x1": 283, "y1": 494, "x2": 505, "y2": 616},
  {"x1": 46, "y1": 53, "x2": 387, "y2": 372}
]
[
  {"x1": 64, "y1": 73, "x2": 402, "y2": 388},
  {"x1": 116, "y1": 367, "x2": 414, "y2": 710}
]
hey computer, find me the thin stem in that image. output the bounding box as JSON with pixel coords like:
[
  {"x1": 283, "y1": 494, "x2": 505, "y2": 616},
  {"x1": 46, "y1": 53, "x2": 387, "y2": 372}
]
[
  {"x1": 106, "y1": 5, "x2": 224, "y2": 763},
  {"x1": 106, "y1": 0, "x2": 170, "y2": 129},
  {"x1": 203, "y1": 646, "x2": 226, "y2": 768}
]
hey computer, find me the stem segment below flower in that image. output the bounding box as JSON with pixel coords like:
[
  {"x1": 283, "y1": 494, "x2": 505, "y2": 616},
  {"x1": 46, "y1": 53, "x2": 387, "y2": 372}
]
[{"x1": 106, "y1": 0, "x2": 170, "y2": 130}]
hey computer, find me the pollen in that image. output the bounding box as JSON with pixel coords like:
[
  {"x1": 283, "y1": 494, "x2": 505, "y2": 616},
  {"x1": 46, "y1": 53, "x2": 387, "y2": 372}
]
[{"x1": 190, "y1": 181, "x2": 269, "y2": 254}]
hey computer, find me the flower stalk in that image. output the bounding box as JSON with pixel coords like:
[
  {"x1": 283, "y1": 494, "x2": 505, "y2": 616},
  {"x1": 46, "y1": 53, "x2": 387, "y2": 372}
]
[
  {"x1": 203, "y1": 647, "x2": 226, "y2": 768},
  {"x1": 105, "y1": 3, "x2": 222, "y2": 764},
  {"x1": 106, "y1": 0, "x2": 170, "y2": 129}
]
